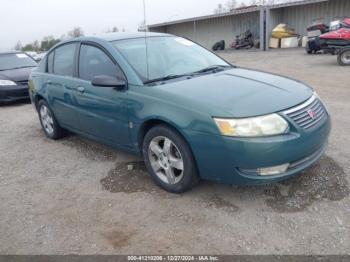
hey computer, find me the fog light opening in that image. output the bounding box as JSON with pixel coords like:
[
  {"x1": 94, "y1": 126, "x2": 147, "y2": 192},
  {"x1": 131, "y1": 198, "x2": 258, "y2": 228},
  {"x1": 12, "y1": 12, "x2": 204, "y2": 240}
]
[{"x1": 257, "y1": 163, "x2": 290, "y2": 176}]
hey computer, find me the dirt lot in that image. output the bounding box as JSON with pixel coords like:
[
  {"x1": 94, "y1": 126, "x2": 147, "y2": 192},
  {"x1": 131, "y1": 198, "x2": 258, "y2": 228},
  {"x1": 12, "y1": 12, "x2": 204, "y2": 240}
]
[{"x1": 1, "y1": 48, "x2": 349, "y2": 255}]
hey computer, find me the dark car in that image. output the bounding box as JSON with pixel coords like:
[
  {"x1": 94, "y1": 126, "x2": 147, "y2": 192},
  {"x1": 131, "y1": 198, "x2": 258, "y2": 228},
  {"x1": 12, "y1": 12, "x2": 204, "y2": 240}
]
[
  {"x1": 0, "y1": 52, "x2": 37, "y2": 104},
  {"x1": 30, "y1": 33, "x2": 330, "y2": 193}
]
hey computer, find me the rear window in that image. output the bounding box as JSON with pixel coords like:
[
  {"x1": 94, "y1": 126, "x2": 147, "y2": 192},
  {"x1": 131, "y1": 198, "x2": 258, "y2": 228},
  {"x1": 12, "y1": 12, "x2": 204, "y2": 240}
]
[
  {"x1": 53, "y1": 43, "x2": 77, "y2": 76},
  {"x1": 0, "y1": 53, "x2": 37, "y2": 71}
]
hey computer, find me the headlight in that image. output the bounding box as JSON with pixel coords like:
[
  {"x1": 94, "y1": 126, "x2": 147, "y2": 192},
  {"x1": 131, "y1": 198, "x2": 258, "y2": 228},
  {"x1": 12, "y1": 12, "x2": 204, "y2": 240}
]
[
  {"x1": 0, "y1": 80, "x2": 17, "y2": 86},
  {"x1": 214, "y1": 114, "x2": 289, "y2": 137}
]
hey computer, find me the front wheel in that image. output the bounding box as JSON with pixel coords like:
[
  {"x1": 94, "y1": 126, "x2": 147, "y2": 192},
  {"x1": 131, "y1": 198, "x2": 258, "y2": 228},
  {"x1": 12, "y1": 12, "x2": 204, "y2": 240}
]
[
  {"x1": 338, "y1": 49, "x2": 350, "y2": 66},
  {"x1": 142, "y1": 125, "x2": 200, "y2": 193},
  {"x1": 37, "y1": 100, "x2": 67, "y2": 140}
]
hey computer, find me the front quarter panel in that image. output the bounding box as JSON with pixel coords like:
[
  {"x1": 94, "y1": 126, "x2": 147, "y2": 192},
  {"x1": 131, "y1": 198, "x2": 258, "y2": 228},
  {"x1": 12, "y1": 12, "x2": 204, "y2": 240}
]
[{"x1": 127, "y1": 84, "x2": 219, "y2": 151}]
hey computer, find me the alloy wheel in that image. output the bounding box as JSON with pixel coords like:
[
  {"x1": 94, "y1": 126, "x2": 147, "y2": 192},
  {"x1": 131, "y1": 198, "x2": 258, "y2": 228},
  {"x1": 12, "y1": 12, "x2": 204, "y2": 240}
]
[
  {"x1": 148, "y1": 136, "x2": 184, "y2": 184},
  {"x1": 40, "y1": 105, "x2": 54, "y2": 135}
]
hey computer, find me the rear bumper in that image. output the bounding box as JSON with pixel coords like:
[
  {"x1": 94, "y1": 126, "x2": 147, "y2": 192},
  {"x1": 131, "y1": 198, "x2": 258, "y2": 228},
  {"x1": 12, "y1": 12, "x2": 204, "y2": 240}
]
[{"x1": 0, "y1": 85, "x2": 29, "y2": 104}]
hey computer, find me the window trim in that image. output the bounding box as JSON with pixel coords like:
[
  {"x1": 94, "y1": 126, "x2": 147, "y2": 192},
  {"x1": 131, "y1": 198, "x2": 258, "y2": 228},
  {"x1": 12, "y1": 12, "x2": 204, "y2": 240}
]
[
  {"x1": 45, "y1": 41, "x2": 79, "y2": 77},
  {"x1": 77, "y1": 41, "x2": 128, "y2": 85}
]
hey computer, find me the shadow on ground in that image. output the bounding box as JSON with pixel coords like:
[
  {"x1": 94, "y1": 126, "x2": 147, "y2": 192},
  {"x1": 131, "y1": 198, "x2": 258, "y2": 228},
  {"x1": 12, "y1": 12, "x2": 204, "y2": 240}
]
[
  {"x1": 61, "y1": 135, "x2": 118, "y2": 162},
  {"x1": 100, "y1": 156, "x2": 349, "y2": 213},
  {"x1": 264, "y1": 156, "x2": 349, "y2": 212}
]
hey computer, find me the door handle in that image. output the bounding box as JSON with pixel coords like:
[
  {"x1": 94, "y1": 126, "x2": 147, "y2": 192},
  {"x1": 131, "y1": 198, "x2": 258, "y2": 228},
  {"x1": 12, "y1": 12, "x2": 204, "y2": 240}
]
[{"x1": 76, "y1": 86, "x2": 85, "y2": 93}]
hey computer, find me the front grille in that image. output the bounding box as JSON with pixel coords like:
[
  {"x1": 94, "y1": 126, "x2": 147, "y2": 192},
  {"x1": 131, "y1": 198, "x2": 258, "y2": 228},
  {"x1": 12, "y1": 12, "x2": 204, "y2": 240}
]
[
  {"x1": 284, "y1": 96, "x2": 327, "y2": 130},
  {"x1": 16, "y1": 80, "x2": 28, "y2": 86}
]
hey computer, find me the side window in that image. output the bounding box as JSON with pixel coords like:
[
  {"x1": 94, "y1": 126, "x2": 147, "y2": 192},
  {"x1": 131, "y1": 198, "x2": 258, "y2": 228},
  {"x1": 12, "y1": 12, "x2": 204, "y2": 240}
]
[
  {"x1": 47, "y1": 52, "x2": 54, "y2": 73},
  {"x1": 79, "y1": 44, "x2": 123, "y2": 81},
  {"x1": 37, "y1": 56, "x2": 46, "y2": 72},
  {"x1": 53, "y1": 43, "x2": 76, "y2": 76}
]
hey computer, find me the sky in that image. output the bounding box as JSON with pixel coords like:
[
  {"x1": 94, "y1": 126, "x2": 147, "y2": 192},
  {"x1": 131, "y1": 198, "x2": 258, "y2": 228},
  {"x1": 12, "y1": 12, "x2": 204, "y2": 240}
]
[{"x1": 0, "y1": 0, "x2": 253, "y2": 50}]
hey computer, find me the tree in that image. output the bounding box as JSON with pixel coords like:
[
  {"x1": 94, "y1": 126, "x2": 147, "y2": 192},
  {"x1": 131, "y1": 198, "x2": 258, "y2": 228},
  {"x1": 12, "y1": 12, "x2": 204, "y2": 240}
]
[
  {"x1": 14, "y1": 41, "x2": 22, "y2": 51},
  {"x1": 68, "y1": 27, "x2": 84, "y2": 38},
  {"x1": 41, "y1": 36, "x2": 60, "y2": 51},
  {"x1": 106, "y1": 26, "x2": 119, "y2": 33},
  {"x1": 225, "y1": 0, "x2": 237, "y2": 11},
  {"x1": 33, "y1": 40, "x2": 40, "y2": 52},
  {"x1": 214, "y1": 3, "x2": 225, "y2": 14},
  {"x1": 138, "y1": 20, "x2": 147, "y2": 32},
  {"x1": 214, "y1": 0, "x2": 238, "y2": 14},
  {"x1": 250, "y1": 0, "x2": 276, "y2": 5},
  {"x1": 22, "y1": 44, "x2": 34, "y2": 52}
]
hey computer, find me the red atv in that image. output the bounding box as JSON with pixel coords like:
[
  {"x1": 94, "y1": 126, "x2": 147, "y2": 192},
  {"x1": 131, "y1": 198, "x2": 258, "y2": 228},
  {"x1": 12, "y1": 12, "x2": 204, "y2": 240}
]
[{"x1": 306, "y1": 18, "x2": 350, "y2": 65}]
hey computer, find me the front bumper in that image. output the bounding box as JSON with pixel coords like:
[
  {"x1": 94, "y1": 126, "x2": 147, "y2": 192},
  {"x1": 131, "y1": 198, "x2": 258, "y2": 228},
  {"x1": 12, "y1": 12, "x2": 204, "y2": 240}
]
[
  {"x1": 0, "y1": 85, "x2": 29, "y2": 104},
  {"x1": 185, "y1": 109, "x2": 331, "y2": 186}
]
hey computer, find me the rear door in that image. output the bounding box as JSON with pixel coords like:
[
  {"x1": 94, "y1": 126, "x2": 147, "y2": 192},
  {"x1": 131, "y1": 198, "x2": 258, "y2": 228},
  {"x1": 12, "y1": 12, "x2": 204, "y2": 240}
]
[
  {"x1": 46, "y1": 43, "x2": 80, "y2": 130},
  {"x1": 73, "y1": 43, "x2": 131, "y2": 147}
]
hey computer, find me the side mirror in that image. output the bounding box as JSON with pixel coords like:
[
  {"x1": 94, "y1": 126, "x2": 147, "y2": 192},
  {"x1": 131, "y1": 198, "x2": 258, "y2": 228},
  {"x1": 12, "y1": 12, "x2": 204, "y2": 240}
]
[{"x1": 91, "y1": 75, "x2": 127, "y2": 90}]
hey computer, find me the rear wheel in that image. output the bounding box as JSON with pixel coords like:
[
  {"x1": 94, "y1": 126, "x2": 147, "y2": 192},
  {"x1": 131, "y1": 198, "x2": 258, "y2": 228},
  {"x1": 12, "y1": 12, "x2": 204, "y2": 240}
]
[
  {"x1": 38, "y1": 100, "x2": 67, "y2": 140},
  {"x1": 306, "y1": 42, "x2": 313, "y2": 54},
  {"x1": 142, "y1": 125, "x2": 200, "y2": 193},
  {"x1": 338, "y1": 49, "x2": 350, "y2": 66}
]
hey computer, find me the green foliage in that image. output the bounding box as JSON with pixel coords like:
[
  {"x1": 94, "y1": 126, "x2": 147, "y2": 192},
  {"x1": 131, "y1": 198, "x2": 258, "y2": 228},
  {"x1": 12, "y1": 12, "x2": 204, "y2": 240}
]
[
  {"x1": 40, "y1": 36, "x2": 61, "y2": 51},
  {"x1": 17, "y1": 26, "x2": 86, "y2": 52},
  {"x1": 22, "y1": 43, "x2": 35, "y2": 52}
]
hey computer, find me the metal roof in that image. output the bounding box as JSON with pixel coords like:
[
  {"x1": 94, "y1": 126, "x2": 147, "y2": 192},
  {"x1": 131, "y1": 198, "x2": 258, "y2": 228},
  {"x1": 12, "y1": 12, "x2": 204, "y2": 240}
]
[
  {"x1": 268, "y1": 0, "x2": 328, "y2": 9},
  {"x1": 148, "y1": 6, "x2": 261, "y2": 28},
  {"x1": 148, "y1": 0, "x2": 329, "y2": 28}
]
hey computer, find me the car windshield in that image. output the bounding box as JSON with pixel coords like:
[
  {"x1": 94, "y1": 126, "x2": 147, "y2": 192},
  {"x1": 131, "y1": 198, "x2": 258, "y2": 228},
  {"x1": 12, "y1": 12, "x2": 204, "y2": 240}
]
[
  {"x1": 0, "y1": 53, "x2": 37, "y2": 71},
  {"x1": 112, "y1": 36, "x2": 230, "y2": 82}
]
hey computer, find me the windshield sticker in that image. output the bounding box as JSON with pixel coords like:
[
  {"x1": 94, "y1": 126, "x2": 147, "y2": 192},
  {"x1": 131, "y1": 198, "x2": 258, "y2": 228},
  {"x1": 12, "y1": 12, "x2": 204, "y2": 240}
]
[
  {"x1": 16, "y1": 54, "x2": 28, "y2": 58},
  {"x1": 175, "y1": 38, "x2": 194, "y2": 46}
]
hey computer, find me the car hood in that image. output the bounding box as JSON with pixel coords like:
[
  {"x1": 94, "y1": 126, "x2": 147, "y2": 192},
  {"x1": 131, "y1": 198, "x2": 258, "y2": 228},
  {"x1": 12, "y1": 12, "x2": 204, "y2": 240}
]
[
  {"x1": 0, "y1": 67, "x2": 34, "y2": 82},
  {"x1": 154, "y1": 68, "x2": 313, "y2": 118}
]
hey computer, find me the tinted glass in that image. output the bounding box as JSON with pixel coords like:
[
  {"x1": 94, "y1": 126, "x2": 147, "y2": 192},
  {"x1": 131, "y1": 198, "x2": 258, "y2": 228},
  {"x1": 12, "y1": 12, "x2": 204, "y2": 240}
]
[
  {"x1": 53, "y1": 43, "x2": 76, "y2": 76},
  {"x1": 79, "y1": 45, "x2": 120, "y2": 81},
  {"x1": 112, "y1": 36, "x2": 228, "y2": 81},
  {"x1": 47, "y1": 52, "x2": 54, "y2": 73},
  {"x1": 0, "y1": 53, "x2": 37, "y2": 71},
  {"x1": 37, "y1": 56, "x2": 46, "y2": 72}
]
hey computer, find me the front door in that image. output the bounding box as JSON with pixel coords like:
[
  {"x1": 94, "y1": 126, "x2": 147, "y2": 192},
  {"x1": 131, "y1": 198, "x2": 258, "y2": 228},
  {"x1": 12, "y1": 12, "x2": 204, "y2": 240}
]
[{"x1": 73, "y1": 43, "x2": 131, "y2": 147}]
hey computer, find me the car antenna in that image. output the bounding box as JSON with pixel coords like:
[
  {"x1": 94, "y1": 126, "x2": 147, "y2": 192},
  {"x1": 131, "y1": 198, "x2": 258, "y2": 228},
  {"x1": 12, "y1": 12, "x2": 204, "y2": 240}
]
[{"x1": 143, "y1": 0, "x2": 150, "y2": 80}]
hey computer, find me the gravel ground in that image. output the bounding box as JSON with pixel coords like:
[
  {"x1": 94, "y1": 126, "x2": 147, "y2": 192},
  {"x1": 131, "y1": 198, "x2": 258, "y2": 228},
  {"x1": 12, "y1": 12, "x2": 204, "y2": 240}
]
[{"x1": 1, "y1": 48, "x2": 349, "y2": 255}]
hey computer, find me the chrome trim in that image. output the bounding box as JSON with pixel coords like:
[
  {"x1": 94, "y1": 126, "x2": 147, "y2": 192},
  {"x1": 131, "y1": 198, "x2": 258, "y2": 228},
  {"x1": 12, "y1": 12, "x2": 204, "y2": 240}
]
[{"x1": 283, "y1": 95, "x2": 316, "y2": 115}]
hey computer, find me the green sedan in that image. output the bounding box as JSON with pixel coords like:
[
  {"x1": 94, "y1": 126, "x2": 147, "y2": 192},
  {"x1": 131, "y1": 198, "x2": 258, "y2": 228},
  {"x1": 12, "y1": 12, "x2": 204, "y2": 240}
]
[{"x1": 29, "y1": 32, "x2": 331, "y2": 193}]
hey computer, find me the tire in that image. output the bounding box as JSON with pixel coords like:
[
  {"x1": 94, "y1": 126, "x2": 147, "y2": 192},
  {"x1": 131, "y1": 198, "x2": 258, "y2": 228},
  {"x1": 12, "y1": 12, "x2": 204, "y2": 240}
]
[
  {"x1": 337, "y1": 49, "x2": 350, "y2": 66},
  {"x1": 306, "y1": 42, "x2": 313, "y2": 54},
  {"x1": 37, "y1": 100, "x2": 67, "y2": 140},
  {"x1": 142, "y1": 125, "x2": 200, "y2": 193},
  {"x1": 219, "y1": 40, "x2": 225, "y2": 50}
]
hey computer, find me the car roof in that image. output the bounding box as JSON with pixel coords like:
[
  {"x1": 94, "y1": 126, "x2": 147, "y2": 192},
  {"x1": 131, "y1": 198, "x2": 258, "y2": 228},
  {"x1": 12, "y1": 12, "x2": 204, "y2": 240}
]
[{"x1": 77, "y1": 32, "x2": 172, "y2": 42}]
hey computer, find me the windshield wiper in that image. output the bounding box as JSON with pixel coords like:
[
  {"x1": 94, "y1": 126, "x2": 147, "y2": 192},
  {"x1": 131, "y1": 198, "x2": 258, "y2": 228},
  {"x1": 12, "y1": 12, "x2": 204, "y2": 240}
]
[
  {"x1": 193, "y1": 65, "x2": 233, "y2": 74},
  {"x1": 144, "y1": 65, "x2": 233, "y2": 84},
  {"x1": 144, "y1": 74, "x2": 189, "y2": 84}
]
